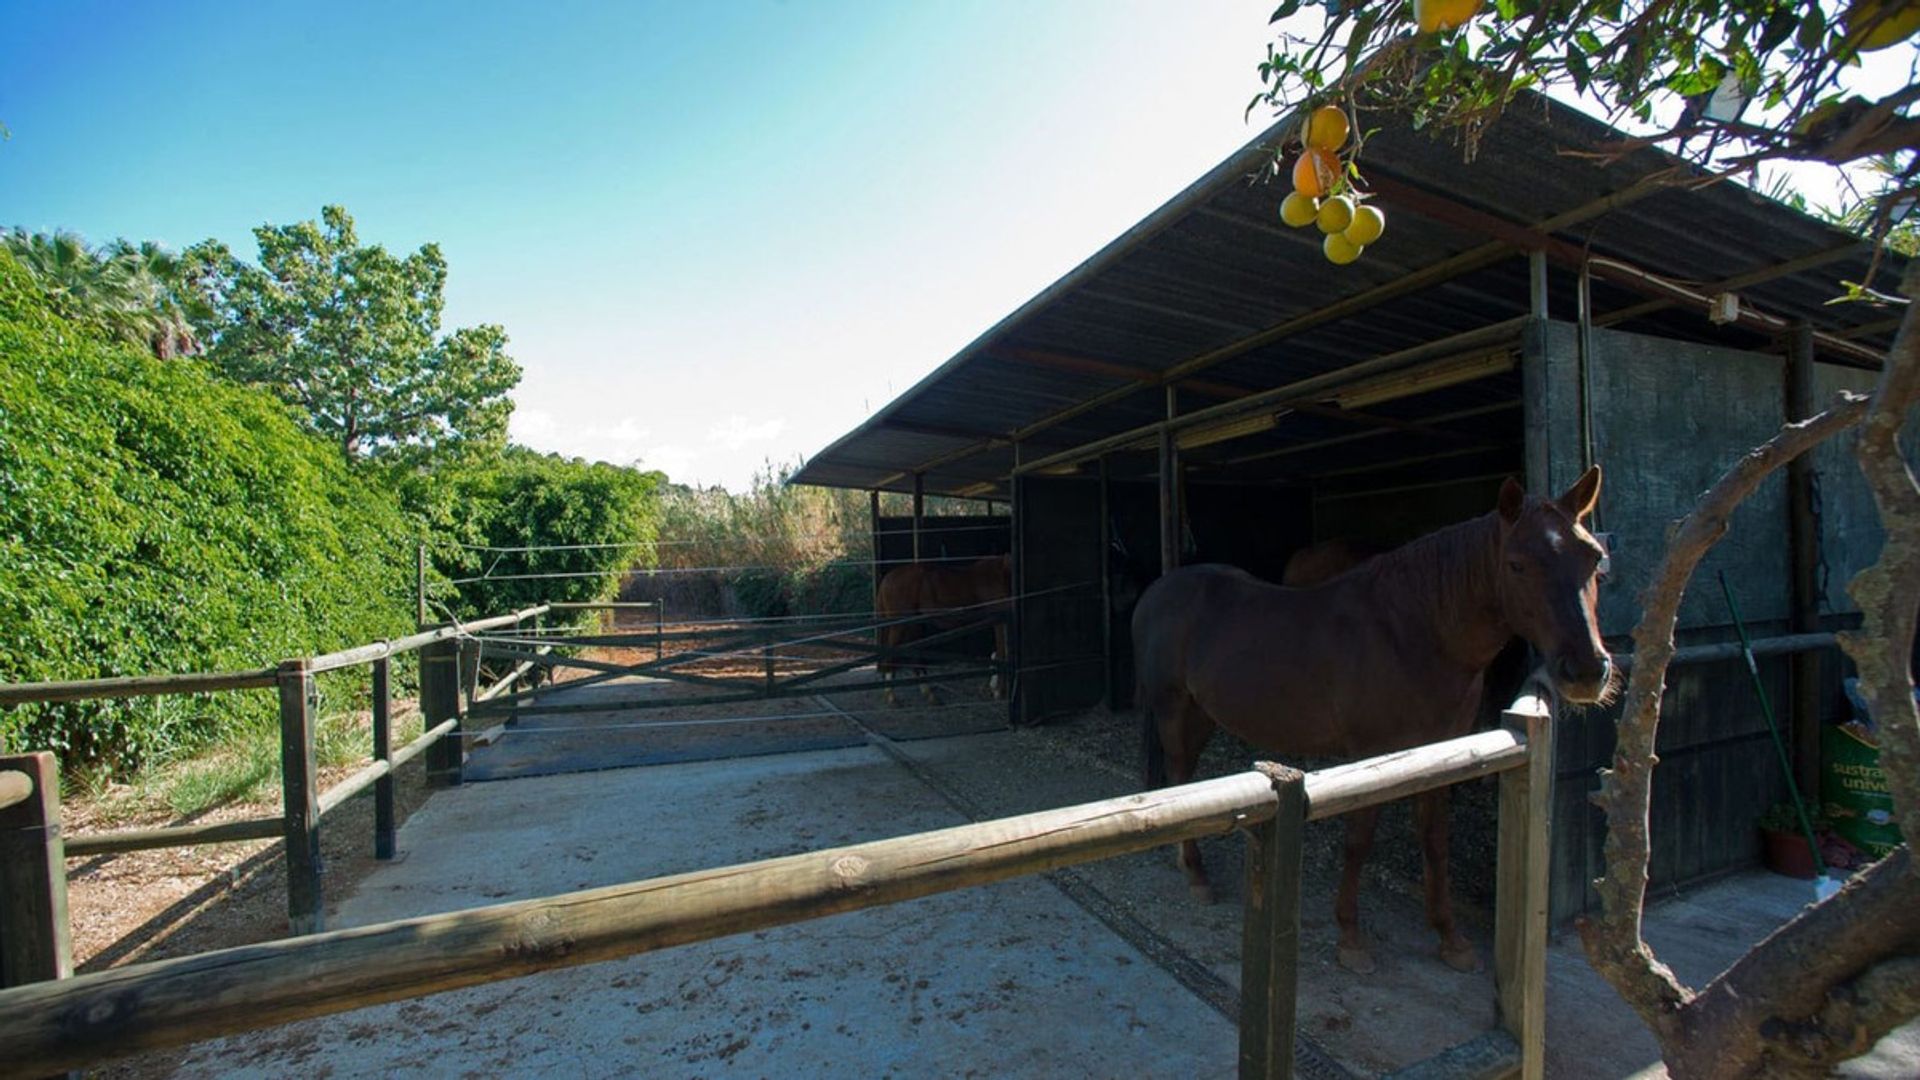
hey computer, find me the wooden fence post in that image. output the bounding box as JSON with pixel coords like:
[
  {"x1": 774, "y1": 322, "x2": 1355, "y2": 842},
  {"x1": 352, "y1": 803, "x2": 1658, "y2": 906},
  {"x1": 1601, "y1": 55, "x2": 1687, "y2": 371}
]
[
  {"x1": 372, "y1": 657, "x2": 396, "y2": 860},
  {"x1": 0, "y1": 753, "x2": 72, "y2": 988},
  {"x1": 1240, "y1": 763, "x2": 1305, "y2": 1080},
  {"x1": 1494, "y1": 703, "x2": 1554, "y2": 1080},
  {"x1": 421, "y1": 638, "x2": 463, "y2": 788},
  {"x1": 278, "y1": 661, "x2": 324, "y2": 935}
]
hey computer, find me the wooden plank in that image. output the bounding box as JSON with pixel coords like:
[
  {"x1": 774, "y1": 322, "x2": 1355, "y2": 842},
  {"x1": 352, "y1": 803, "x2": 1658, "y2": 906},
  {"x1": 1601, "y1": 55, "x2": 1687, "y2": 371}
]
[
  {"x1": 1785, "y1": 323, "x2": 1822, "y2": 798},
  {"x1": 316, "y1": 759, "x2": 393, "y2": 819},
  {"x1": 1615, "y1": 632, "x2": 1836, "y2": 669},
  {"x1": 278, "y1": 662, "x2": 323, "y2": 935},
  {"x1": 0, "y1": 769, "x2": 1285, "y2": 1076},
  {"x1": 1493, "y1": 703, "x2": 1553, "y2": 1080},
  {"x1": 372, "y1": 658, "x2": 395, "y2": 860},
  {"x1": 64, "y1": 817, "x2": 282, "y2": 858},
  {"x1": 0, "y1": 770, "x2": 30, "y2": 813},
  {"x1": 1304, "y1": 729, "x2": 1528, "y2": 821},
  {"x1": 0, "y1": 668, "x2": 277, "y2": 706},
  {"x1": 0, "y1": 752, "x2": 71, "y2": 988},
  {"x1": 1239, "y1": 764, "x2": 1305, "y2": 1080},
  {"x1": 304, "y1": 605, "x2": 549, "y2": 674},
  {"x1": 392, "y1": 719, "x2": 458, "y2": 772},
  {"x1": 420, "y1": 640, "x2": 462, "y2": 789}
]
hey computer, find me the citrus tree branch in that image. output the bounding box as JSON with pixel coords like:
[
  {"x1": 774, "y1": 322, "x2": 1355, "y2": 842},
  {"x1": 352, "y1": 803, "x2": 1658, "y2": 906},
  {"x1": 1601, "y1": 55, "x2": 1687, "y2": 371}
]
[{"x1": 1579, "y1": 391, "x2": 1872, "y2": 1046}]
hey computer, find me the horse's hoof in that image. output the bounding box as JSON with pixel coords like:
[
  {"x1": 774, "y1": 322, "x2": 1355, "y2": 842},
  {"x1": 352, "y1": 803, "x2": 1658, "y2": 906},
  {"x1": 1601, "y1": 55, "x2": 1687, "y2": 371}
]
[
  {"x1": 1336, "y1": 946, "x2": 1376, "y2": 975},
  {"x1": 1188, "y1": 882, "x2": 1217, "y2": 905},
  {"x1": 1440, "y1": 941, "x2": 1482, "y2": 973}
]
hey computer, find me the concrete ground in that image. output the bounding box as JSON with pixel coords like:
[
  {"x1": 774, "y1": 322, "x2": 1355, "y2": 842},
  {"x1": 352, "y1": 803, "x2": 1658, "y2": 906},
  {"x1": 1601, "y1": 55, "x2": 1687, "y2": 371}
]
[
  {"x1": 175, "y1": 743, "x2": 1243, "y2": 1079},
  {"x1": 171, "y1": 676, "x2": 1919, "y2": 1078}
]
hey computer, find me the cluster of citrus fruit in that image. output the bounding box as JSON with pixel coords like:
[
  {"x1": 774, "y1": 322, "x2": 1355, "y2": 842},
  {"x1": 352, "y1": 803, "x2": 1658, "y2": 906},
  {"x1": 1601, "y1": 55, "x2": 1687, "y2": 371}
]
[{"x1": 1278, "y1": 105, "x2": 1385, "y2": 266}]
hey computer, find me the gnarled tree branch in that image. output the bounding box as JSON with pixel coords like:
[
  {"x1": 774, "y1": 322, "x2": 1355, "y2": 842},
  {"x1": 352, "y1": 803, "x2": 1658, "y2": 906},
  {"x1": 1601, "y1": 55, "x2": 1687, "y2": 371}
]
[{"x1": 1579, "y1": 391, "x2": 1873, "y2": 1052}]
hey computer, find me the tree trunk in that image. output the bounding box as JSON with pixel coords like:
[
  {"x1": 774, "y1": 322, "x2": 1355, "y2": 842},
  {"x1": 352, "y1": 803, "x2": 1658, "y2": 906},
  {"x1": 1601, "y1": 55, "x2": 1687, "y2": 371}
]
[{"x1": 1581, "y1": 263, "x2": 1920, "y2": 1077}]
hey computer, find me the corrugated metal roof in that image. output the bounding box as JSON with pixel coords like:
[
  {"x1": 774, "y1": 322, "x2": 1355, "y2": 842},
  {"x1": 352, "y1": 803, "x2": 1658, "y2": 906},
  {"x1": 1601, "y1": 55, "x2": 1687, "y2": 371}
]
[{"x1": 794, "y1": 91, "x2": 1901, "y2": 499}]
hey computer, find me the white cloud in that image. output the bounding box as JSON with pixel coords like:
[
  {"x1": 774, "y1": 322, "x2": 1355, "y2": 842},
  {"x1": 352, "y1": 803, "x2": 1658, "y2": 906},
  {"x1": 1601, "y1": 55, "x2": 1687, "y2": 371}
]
[
  {"x1": 583, "y1": 417, "x2": 651, "y2": 445},
  {"x1": 510, "y1": 407, "x2": 557, "y2": 443},
  {"x1": 636, "y1": 443, "x2": 698, "y2": 480},
  {"x1": 706, "y1": 415, "x2": 786, "y2": 450}
]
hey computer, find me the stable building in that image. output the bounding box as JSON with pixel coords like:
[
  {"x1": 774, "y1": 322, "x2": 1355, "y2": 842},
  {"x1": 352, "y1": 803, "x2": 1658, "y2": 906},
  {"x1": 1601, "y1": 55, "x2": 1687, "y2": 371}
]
[{"x1": 793, "y1": 91, "x2": 1908, "y2": 920}]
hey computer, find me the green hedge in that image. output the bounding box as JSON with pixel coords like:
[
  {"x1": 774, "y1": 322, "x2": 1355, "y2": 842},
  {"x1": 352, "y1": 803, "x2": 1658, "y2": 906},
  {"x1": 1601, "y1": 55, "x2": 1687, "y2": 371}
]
[
  {"x1": 403, "y1": 448, "x2": 662, "y2": 618},
  {"x1": 0, "y1": 251, "x2": 415, "y2": 769}
]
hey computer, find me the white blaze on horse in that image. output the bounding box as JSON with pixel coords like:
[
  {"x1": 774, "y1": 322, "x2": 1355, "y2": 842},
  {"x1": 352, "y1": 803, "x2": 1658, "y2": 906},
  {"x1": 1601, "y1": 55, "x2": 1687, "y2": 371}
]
[
  {"x1": 1132, "y1": 468, "x2": 1614, "y2": 975},
  {"x1": 874, "y1": 554, "x2": 1012, "y2": 705}
]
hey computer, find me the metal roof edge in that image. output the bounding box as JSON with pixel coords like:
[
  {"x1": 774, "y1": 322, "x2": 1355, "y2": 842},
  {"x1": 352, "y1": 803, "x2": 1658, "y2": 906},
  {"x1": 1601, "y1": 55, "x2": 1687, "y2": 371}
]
[{"x1": 789, "y1": 104, "x2": 1307, "y2": 488}]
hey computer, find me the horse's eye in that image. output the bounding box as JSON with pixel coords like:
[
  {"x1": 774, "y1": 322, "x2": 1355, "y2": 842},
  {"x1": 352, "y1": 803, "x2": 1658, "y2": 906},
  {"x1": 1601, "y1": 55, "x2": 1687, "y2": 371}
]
[{"x1": 1507, "y1": 559, "x2": 1524, "y2": 573}]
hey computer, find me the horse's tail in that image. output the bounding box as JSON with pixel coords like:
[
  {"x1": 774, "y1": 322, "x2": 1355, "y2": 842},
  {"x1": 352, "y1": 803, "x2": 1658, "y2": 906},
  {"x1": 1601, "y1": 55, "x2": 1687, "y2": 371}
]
[{"x1": 1141, "y1": 681, "x2": 1167, "y2": 790}]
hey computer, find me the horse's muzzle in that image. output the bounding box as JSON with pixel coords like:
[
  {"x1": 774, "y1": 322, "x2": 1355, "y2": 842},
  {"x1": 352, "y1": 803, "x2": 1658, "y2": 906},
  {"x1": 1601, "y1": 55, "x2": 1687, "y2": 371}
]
[{"x1": 1553, "y1": 653, "x2": 1615, "y2": 705}]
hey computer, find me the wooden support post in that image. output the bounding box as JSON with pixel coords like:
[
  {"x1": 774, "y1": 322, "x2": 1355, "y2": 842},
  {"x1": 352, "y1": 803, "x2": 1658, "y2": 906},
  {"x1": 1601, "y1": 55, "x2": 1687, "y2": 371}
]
[
  {"x1": 1785, "y1": 322, "x2": 1822, "y2": 797},
  {"x1": 1009, "y1": 443, "x2": 1025, "y2": 726},
  {"x1": 0, "y1": 752, "x2": 72, "y2": 988},
  {"x1": 278, "y1": 661, "x2": 324, "y2": 935},
  {"x1": 1240, "y1": 763, "x2": 1305, "y2": 1080},
  {"x1": 763, "y1": 644, "x2": 775, "y2": 691},
  {"x1": 1528, "y1": 250, "x2": 1548, "y2": 319},
  {"x1": 1098, "y1": 454, "x2": 1114, "y2": 711},
  {"x1": 869, "y1": 488, "x2": 883, "y2": 614},
  {"x1": 421, "y1": 638, "x2": 462, "y2": 789},
  {"x1": 1494, "y1": 705, "x2": 1554, "y2": 1080},
  {"x1": 1159, "y1": 387, "x2": 1180, "y2": 576},
  {"x1": 371, "y1": 658, "x2": 395, "y2": 861},
  {"x1": 911, "y1": 473, "x2": 925, "y2": 562}
]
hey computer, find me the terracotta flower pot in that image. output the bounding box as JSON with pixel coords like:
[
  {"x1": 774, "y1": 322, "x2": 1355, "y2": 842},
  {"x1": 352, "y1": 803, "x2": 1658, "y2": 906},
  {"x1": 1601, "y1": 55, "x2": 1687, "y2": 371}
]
[{"x1": 1761, "y1": 827, "x2": 1817, "y2": 880}]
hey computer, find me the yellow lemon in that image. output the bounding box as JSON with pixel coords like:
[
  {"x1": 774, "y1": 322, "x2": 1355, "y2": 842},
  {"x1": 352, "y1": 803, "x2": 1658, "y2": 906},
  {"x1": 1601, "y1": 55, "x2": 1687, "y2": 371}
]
[
  {"x1": 1844, "y1": 0, "x2": 1920, "y2": 50},
  {"x1": 1317, "y1": 195, "x2": 1355, "y2": 234},
  {"x1": 1302, "y1": 105, "x2": 1350, "y2": 151},
  {"x1": 1415, "y1": 0, "x2": 1482, "y2": 33},
  {"x1": 1343, "y1": 204, "x2": 1386, "y2": 246},
  {"x1": 1280, "y1": 191, "x2": 1320, "y2": 228},
  {"x1": 1324, "y1": 233, "x2": 1363, "y2": 266},
  {"x1": 1292, "y1": 147, "x2": 1339, "y2": 199}
]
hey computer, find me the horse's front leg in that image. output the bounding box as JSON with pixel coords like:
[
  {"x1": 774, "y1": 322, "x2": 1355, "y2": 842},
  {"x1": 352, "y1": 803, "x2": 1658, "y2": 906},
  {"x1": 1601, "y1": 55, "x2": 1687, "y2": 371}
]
[
  {"x1": 1415, "y1": 788, "x2": 1480, "y2": 972},
  {"x1": 1335, "y1": 804, "x2": 1383, "y2": 974}
]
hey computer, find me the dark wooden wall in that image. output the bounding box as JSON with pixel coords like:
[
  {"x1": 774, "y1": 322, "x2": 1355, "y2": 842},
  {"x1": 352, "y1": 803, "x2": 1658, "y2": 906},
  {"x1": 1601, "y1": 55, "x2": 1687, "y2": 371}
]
[
  {"x1": 1525, "y1": 320, "x2": 1913, "y2": 921},
  {"x1": 1013, "y1": 477, "x2": 1107, "y2": 723}
]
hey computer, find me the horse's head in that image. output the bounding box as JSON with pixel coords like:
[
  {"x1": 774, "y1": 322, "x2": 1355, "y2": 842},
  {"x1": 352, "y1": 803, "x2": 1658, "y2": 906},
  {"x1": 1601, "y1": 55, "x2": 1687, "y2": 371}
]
[{"x1": 1494, "y1": 466, "x2": 1614, "y2": 705}]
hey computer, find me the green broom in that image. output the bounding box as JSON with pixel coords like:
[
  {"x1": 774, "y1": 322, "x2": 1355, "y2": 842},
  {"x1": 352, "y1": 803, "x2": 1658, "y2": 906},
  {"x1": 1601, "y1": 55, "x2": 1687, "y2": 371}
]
[{"x1": 1718, "y1": 571, "x2": 1840, "y2": 900}]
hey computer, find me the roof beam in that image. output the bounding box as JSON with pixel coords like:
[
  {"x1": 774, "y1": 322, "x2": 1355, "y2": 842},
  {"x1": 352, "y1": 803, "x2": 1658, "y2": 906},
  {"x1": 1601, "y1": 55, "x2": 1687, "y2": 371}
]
[
  {"x1": 1593, "y1": 240, "x2": 1867, "y2": 328},
  {"x1": 1363, "y1": 170, "x2": 1885, "y2": 366},
  {"x1": 880, "y1": 167, "x2": 1831, "y2": 484},
  {"x1": 876, "y1": 417, "x2": 1008, "y2": 442}
]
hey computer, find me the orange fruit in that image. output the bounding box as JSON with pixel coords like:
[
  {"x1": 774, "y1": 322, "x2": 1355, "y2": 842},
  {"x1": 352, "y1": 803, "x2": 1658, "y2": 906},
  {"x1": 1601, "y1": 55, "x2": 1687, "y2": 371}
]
[
  {"x1": 1292, "y1": 148, "x2": 1340, "y2": 199},
  {"x1": 1323, "y1": 233, "x2": 1363, "y2": 265},
  {"x1": 1279, "y1": 191, "x2": 1319, "y2": 228},
  {"x1": 1316, "y1": 195, "x2": 1355, "y2": 234},
  {"x1": 1343, "y1": 204, "x2": 1386, "y2": 246},
  {"x1": 1302, "y1": 105, "x2": 1350, "y2": 151},
  {"x1": 1415, "y1": 0, "x2": 1483, "y2": 33}
]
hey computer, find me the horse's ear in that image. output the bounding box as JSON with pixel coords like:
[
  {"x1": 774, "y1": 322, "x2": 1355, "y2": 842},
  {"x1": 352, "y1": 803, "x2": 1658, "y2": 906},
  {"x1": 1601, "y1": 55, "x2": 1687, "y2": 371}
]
[
  {"x1": 1497, "y1": 477, "x2": 1526, "y2": 524},
  {"x1": 1557, "y1": 465, "x2": 1602, "y2": 522}
]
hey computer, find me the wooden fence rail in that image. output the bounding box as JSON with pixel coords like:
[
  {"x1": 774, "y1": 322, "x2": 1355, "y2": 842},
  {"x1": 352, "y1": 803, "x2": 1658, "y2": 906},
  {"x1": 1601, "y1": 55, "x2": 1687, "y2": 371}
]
[{"x1": 0, "y1": 722, "x2": 1549, "y2": 1080}]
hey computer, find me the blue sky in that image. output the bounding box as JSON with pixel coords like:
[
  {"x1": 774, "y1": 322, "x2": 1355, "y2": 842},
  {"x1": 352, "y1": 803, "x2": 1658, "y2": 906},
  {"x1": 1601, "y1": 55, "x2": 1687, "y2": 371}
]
[
  {"x1": 2, "y1": 1, "x2": 1279, "y2": 487},
  {"x1": 7, "y1": 4, "x2": 1908, "y2": 488}
]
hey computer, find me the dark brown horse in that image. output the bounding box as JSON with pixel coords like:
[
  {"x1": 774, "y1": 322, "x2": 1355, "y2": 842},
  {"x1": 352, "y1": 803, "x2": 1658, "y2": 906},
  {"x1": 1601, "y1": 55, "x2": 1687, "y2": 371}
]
[
  {"x1": 1281, "y1": 538, "x2": 1384, "y2": 587},
  {"x1": 875, "y1": 554, "x2": 1012, "y2": 704},
  {"x1": 1133, "y1": 469, "x2": 1613, "y2": 974}
]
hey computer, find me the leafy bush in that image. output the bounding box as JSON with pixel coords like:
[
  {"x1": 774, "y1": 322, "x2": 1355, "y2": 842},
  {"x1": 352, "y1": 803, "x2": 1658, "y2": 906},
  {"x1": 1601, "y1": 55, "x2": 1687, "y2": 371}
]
[
  {"x1": 0, "y1": 251, "x2": 416, "y2": 770},
  {"x1": 400, "y1": 447, "x2": 663, "y2": 619}
]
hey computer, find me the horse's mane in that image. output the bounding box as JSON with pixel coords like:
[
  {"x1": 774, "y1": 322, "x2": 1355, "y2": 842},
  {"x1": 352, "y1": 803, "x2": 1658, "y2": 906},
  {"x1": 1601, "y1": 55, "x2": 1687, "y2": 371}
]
[{"x1": 1350, "y1": 510, "x2": 1503, "y2": 630}]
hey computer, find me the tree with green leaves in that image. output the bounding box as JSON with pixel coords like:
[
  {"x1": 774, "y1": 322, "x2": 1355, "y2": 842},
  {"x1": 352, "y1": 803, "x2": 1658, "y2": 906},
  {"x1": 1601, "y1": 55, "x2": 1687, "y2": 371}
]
[
  {"x1": 183, "y1": 205, "x2": 520, "y2": 461},
  {"x1": 1, "y1": 229, "x2": 197, "y2": 359},
  {"x1": 1254, "y1": 3, "x2": 1918, "y2": 1075}
]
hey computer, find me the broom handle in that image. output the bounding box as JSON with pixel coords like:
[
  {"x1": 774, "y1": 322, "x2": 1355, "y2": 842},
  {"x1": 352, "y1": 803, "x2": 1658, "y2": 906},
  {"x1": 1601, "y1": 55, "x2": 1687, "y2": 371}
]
[{"x1": 1718, "y1": 571, "x2": 1828, "y2": 880}]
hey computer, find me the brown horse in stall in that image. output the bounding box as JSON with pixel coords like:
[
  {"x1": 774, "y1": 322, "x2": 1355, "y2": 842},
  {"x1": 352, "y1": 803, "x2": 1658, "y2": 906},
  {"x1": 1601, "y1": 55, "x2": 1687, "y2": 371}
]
[
  {"x1": 1133, "y1": 469, "x2": 1613, "y2": 974},
  {"x1": 875, "y1": 554, "x2": 1012, "y2": 704},
  {"x1": 1281, "y1": 538, "x2": 1384, "y2": 587}
]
